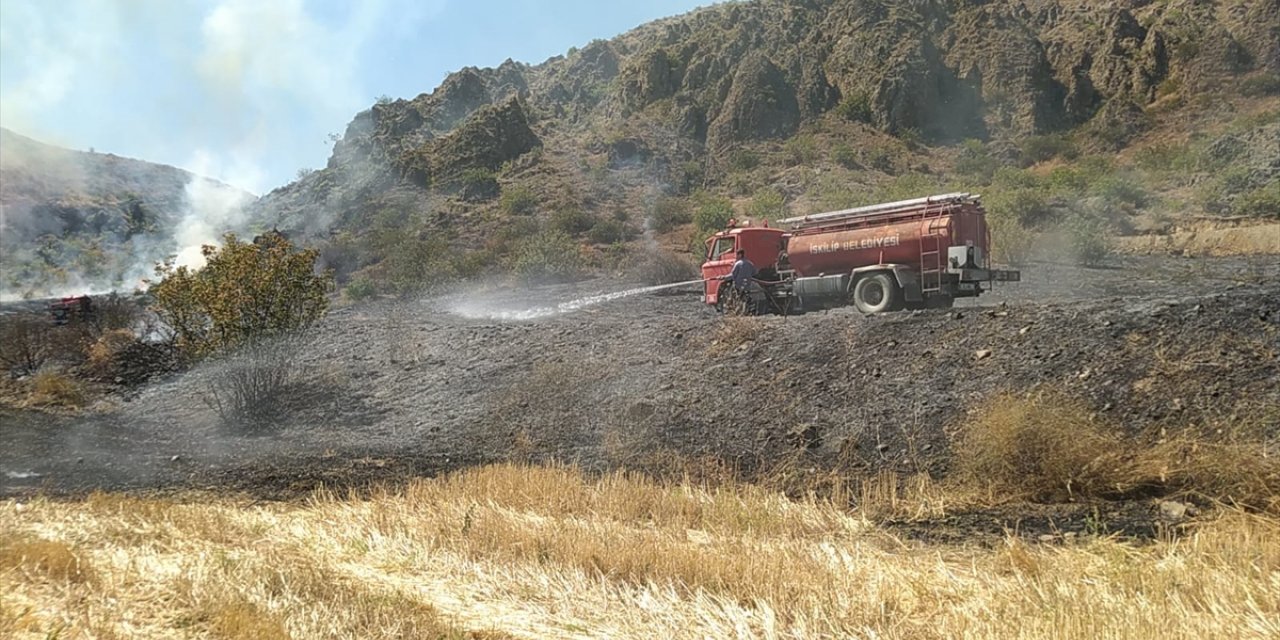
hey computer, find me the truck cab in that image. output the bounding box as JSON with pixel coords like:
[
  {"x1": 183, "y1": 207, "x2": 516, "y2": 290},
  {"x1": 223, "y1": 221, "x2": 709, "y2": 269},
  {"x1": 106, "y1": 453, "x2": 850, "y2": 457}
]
[{"x1": 700, "y1": 224, "x2": 786, "y2": 305}]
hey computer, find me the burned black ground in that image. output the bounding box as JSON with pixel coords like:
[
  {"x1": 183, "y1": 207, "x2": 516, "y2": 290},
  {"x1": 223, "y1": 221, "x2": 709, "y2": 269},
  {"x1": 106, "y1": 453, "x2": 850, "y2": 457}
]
[{"x1": 2, "y1": 255, "x2": 1277, "y2": 541}]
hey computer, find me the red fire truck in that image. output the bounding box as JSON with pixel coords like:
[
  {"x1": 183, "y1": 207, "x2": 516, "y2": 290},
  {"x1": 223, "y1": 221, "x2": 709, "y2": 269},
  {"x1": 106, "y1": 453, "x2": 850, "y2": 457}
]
[{"x1": 700, "y1": 193, "x2": 1020, "y2": 314}]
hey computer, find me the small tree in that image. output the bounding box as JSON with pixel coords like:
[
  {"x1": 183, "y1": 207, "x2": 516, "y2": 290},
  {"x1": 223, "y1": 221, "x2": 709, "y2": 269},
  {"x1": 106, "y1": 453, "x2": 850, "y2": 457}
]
[{"x1": 149, "y1": 233, "x2": 332, "y2": 359}]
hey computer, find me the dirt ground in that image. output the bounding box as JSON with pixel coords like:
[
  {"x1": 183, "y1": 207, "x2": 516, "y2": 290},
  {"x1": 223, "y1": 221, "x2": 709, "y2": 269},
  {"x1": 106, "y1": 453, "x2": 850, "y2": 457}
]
[{"x1": 2, "y1": 254, "x2": 1277, "y2": 539}]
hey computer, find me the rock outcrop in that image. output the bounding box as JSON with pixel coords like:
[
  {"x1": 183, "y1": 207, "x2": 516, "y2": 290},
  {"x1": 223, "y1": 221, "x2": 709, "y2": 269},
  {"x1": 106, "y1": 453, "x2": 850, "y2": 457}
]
[{"x1": 250, "y1": 0, "x2": 1278, "y2": 235}]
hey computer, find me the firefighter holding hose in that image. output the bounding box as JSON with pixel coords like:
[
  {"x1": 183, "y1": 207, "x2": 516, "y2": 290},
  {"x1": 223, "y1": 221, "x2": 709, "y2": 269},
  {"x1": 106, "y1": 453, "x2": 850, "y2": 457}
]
[
  {"x1": 719, "y1": 249, "x2": 758, "y2": 314},
  {"x1": 725, "y1": 249, "x2": 757, "y2": 291}
]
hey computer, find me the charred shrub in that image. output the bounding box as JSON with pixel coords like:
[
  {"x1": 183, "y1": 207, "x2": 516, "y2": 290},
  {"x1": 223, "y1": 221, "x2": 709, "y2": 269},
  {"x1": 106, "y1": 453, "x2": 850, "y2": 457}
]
[
  {"x1": 632, "y1": 249, "x2": 697, "y2": 285},
  {"x1": 0, "y1": 313, "x2": 53, "y2": 377},
  {"x1": 85, "y1": 293, "x2": 145, "y2": 336},
  {"x1": 85, "y1": 329, "x2": 176, "y2": 385},
  {"x1": 199, "y1": 338, "x2": 299, "y2": 431}
]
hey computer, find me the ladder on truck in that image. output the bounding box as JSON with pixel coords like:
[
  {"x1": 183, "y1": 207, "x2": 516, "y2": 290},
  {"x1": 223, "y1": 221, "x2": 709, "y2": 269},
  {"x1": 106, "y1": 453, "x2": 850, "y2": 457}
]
[{"x1": 918, "y1": 203, "x2": 948, "y2": 295}]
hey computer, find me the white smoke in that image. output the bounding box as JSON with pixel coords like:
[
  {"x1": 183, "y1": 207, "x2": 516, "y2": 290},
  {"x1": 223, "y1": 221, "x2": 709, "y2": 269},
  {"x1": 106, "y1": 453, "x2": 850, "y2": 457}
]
[{"x1": 169, "y1": 151, "x2": 261, "y2": 270}]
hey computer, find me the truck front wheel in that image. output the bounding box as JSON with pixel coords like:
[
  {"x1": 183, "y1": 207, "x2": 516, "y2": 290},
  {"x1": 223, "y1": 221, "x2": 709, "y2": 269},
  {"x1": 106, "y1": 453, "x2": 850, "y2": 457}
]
[{"x1": 852, "y1": 273, "x2": 900, "y2": 314}]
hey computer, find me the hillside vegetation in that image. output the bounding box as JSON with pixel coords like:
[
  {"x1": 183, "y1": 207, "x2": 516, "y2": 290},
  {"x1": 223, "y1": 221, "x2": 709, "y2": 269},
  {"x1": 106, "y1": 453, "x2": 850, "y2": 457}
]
[
  {"x1": 248, "y1": 0, "x2": 1280, "y2": 296},
  {"x1": 0, "y1": 129, "x2": 255, "y2": 299}
]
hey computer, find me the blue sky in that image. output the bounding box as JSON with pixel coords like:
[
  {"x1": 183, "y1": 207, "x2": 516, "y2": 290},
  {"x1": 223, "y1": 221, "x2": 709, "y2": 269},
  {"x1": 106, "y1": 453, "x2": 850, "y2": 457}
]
[{"x1": 0, "y1": 0, "x2": 712, "y2": 194}]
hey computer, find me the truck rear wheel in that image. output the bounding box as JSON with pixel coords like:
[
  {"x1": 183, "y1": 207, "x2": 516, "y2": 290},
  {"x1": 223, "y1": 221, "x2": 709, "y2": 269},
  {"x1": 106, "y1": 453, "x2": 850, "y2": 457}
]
[{"x1": 853, "y1": 273, "x2": 900, "y2": 314}]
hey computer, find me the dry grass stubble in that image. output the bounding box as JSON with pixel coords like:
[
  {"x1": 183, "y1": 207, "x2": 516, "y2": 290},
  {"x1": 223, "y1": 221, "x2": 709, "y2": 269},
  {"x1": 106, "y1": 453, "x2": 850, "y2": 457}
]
[
  {"x1": 952, "y1": 391, "x2": 1280, "y2": 511},
  {"x1": 3, "y1": 464, "x2": 1278, "y2": 639}
]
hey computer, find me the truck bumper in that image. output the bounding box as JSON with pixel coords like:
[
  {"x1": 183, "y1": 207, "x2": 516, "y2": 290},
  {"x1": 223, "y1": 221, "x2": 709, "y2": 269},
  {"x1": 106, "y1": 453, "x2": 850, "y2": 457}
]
[{"x1": 952, "y1": 268, "x2": 1021, "y2": 283}]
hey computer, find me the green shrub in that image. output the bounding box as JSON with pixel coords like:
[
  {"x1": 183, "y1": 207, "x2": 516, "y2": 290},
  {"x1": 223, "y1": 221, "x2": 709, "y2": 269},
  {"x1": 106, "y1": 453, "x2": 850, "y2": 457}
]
[
  {"x1": 588, "y1": 218, "x2": 627, "y2": 244},
  {"x1": 513, "y1": 229, "x2": 584, "y2": 282},
  {"x1": 988, "y1": 217, "x2": 1035, "y2": 266},
  {"x1": 678, "y1": 160, "x2": 705, "y2": 194},
  {"x1": 897, "y1": 127, "x2": 923, "y2": 147},
  {"x1": 835, "y1": 92, "x2": 873, "y2": 123},
  {"x1": 747, "y1": 188, "x2": 786, "y2": 222},
  {"x1": 1094, "y1": 174, "x2": 1149, "y2": 209},
  {"x1": 1231, "y1": 181, "x2": 1280, "y2": 219},
  {"x1": 379, "y1": 236, "x2": 460, "y2": 295},
  {"x1": 149, "y1": 233, "x2": 332, "y2": 358},
  {"x1": 344, "y1": 275, "x2": 377, "y2": 301},
  {"x1": 866, "y1": 145, "x2": 895, "y2": 173},
  {"x1": 551, "y1": 208, "x2": 596, "y2": 236},
  {"x1": 985, "y1": 188, "x2": 1053, "y2": 227},
  {"x1": 872, "y1": 174, "x2": 942, "y2": 203},
  {"x1": 1240, "y1": 73, "x2": 1280, "y2": 97},
  {"x1": 832, "y1": 143, "x2": 859, "y2": 169},
  {"x1": 1220, "y1": 166, "x2": 1257, "y2": 195},
  {"x1": 1045, "y1": 157, "x2": 1114, "y2": 196},
  {"x1": 500, "y1": 186, "x2": 538, "y2": 216},
  {"x1": 783, "y1": 134, "x2": 818, "y2": 166},
  {"x1": 1134, "y1": 143, "x2": 1202, "y2": 173},
  {"x1": 459, "y1": 168, "x2": 496, "y2": 188},
  {"x1": 1019, "y1": 134, "x2": 1078, "y2": 164},
  {"x1": 1156, "y1": 77, "x2": 1183, "y2": 99},
  {"x1": 954, "y1": 139, "x2": 999, "y2": 182},
  {"x1": 991, "y1": 167, "x2": 1045, "y2": 191},
  {"x1": 728, "y1": 149, "x2": 760, "y2": 173},
  {"x1": 1064, "y1": 210, "x2": 1111, "y2": 267},
  {"x1": 649, "y1": 197, "x2": 691, "y2": 233},
  {"x1": 457, "y1": 168, "x2": 499, "y2": 200},
  {"x1": 692, "y1": 193, "x2": 734, "y2": 233}
]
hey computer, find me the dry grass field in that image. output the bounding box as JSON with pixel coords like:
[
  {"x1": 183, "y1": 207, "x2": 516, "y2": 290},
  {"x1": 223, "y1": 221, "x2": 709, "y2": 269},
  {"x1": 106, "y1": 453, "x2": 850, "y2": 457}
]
[{"x1": 3, "y1": 460, "x2": 1278, "y2": 640}]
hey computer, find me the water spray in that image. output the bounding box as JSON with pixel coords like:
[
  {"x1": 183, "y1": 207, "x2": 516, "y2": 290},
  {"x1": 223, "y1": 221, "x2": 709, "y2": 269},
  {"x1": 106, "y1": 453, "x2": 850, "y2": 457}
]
[{"x1": 449, "y1": 279, "x2": 703, "y2": 321}]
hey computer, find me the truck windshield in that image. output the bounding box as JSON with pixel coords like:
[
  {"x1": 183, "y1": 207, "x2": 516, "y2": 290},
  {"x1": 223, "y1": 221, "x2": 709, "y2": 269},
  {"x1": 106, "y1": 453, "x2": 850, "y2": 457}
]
[{"x1": 710, "y1": 237, "x2": 735, "y2": 261}]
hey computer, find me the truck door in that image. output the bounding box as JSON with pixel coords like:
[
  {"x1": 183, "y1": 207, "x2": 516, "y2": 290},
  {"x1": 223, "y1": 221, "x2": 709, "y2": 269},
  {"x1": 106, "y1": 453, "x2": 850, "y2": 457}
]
[{"x1": 701, "y1": 235, "x2": 737, "y2": 303}]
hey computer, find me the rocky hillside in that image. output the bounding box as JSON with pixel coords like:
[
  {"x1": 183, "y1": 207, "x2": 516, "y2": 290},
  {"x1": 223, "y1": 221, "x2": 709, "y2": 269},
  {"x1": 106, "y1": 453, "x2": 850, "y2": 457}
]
[
  {"x1": 252, "y1": 0, "x2": 1279, "y2": 291},
  {"x1": 0, "y1": 128, "x2": 253, "y2": 299}
]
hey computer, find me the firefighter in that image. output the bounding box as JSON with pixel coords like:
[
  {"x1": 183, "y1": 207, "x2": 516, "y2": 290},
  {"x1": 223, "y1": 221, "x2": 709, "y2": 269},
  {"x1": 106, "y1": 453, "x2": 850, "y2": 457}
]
[
  {"x1": 718, "y1": 249, "x2": 758, "y2": 314},
  {"x1": 726, "y1": 249, "x2": 757, "y2": 292}
]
